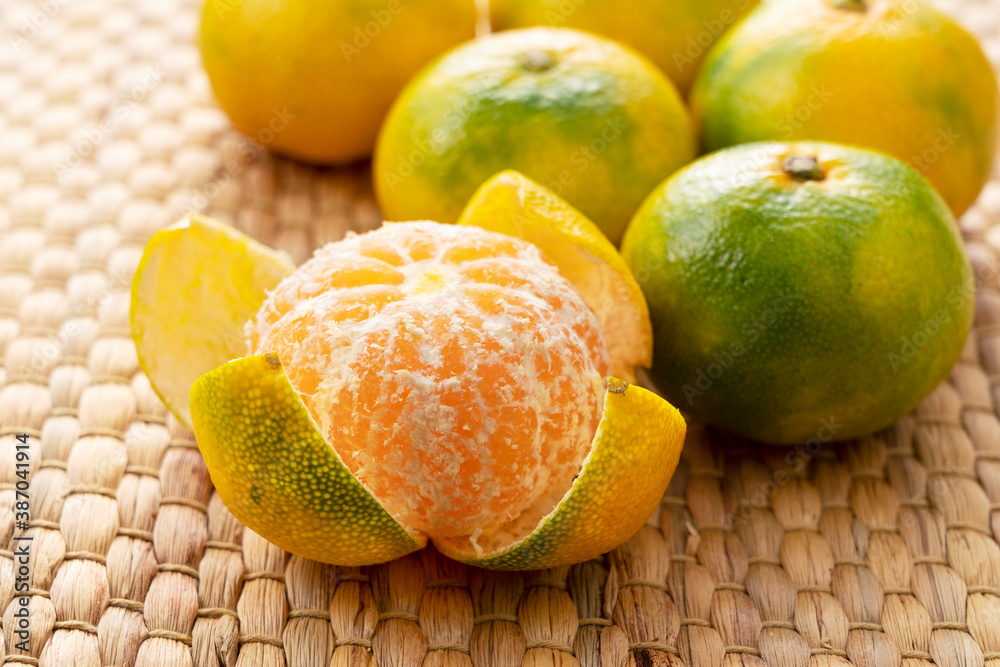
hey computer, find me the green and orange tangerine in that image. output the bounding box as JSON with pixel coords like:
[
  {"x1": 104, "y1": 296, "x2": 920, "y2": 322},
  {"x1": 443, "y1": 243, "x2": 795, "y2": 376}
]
[
  {"x1": 374, "y1": 27, "x2": 695, "y2": 244},
  {"x1": 490, "y1": 0, "x2": 759, "y2": 95},
  {"x1": 690, "y1": 0, "x2": 999, "y2": 216},
  {"x1": 621, "y1": 141, "x2": 973, "y2": 444}
]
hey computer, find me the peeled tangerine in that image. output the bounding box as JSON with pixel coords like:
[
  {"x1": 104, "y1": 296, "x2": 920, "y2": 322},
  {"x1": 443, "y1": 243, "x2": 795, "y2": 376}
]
[{"x1": 131, "y1": 171, "x2": 685, "y2": 569}]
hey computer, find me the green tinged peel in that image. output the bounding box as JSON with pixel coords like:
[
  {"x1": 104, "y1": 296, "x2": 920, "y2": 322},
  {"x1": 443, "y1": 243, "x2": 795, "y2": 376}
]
[{"x1": 190, "y1": 354, "x2": 426, "y2": 565}]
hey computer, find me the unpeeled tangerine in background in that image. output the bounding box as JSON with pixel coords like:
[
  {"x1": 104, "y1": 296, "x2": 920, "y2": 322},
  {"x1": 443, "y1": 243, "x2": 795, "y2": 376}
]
[
  {"x1": 690, "y1": 0, "x2": 999, "y2": 217},
  {"x1": 373, "y1": 27, "x2": 696, "y2": 245},
  {"x1": 489, "y1": 0, "x2": 760, "y2": 95},
  {"x1": 621, "y1": 141, "x2": 974, "y2": 444},
  {"x1": 199, "y1": 0, "x2": 477, "y2": 164}
]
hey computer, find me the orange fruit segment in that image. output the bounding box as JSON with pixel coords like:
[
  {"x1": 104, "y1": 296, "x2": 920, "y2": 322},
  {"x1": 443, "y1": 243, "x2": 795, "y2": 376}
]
[
  {"x1": 457, "y1": 170, "x2": 652, "y2": 383},
  {"x1": 190, "y1": 353, "x2": 426, "y2": 565},
  {"x1": 435, "y1": 378, "x2": 685, "y2": 569},
  {"x1": 249, "y1": 222, "x2": 610, "y2": 539},
  {"x1": 130, "y1": 214, "x2": 295, "y2": 428}
]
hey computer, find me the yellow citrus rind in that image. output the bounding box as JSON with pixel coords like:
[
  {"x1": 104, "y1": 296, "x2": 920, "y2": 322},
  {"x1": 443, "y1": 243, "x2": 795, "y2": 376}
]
[
  {"x1": 435, "y1": 379, "x2": 685, "y2": 569},
  {"x1": 457, "y1": 170, "x2": 653, "y2": 382},
  {"x1": 189, "y1": 353, "x2": 427, "y2": 565},
  {"x1": 130, "y1": 214, "x2": 296, "y2": 428}
]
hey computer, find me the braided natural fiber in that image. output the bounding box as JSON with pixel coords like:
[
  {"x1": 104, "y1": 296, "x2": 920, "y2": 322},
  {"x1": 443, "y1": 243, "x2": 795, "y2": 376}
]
[{"x1": 2, "y1": 0, "x2": 1000, "y2": 664}]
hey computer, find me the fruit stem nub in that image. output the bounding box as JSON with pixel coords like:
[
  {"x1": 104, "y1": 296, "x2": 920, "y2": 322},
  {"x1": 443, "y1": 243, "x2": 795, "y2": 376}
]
[
  {"x1": 830, "y1": 0, "x2": 867, "y2": 11},
  {"x1": 607, "y1": 378, "x2": 629, "y2": 394},
  {"x1": 520, "y1": 49, "x2": 555, "y2": 72},
  {"x1": 782, "y1": 155, "x2": 826, "y2": 182}
]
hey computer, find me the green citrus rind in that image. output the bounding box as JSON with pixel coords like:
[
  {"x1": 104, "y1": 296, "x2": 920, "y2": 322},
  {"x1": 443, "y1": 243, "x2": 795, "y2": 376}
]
[
  {"x1": 130, "y1": 214, "x2": 296, "y2": 428},
  {"x1": 434, "y1": 379, "x2": 685, "y2": 569},
  {"x1": 621, "y1": 140, "x2": 974, "y2": 443},
  {"x1": 373, "y1": 27, "x2": 695, "y2": 244},
  {"x1": 689, "y1": 0, "x2": 998, "y2": 217},
  {"x1": 190, "y1": 353, "x2": 426, "y2": 565},
  {"x1": 457, "y1": 170, "x2": 653, "y2": 382}
]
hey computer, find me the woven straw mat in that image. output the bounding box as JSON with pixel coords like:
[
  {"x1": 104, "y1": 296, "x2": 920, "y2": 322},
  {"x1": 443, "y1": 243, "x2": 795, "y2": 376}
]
[{"x1": 3, "y1": 0, "x2": 1000, "y2": 665}]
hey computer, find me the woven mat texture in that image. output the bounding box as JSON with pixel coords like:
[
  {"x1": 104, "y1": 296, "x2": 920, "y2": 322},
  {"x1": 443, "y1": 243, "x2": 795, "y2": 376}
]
[{"x1": 3, "y1": 0, "x2": 1000, "y2": 665}]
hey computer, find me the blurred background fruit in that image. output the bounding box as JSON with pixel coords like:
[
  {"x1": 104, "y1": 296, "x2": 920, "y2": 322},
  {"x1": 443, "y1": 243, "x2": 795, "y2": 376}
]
[
  {"x1": 621, "y1": 141, "x2": 974, "y2": 444},
  {"x1": 373, "y1": 27, "x2": 695, "y2": 244},
  {"x1": 490, "y1": 0, "x2": 759, "y2": 95},
  {"x1": 199, "y1": 0, "x2": 477, "y2": 164},
  {"x1": 691, "y1": 0, "x2": 999, "y2": 216}
]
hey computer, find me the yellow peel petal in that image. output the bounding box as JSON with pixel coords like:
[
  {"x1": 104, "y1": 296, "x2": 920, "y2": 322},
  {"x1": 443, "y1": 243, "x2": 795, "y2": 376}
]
[
  {"x1": 130, "y1": 214, "x2": 295, "y2": 427},
  {"x1": 190, "y1": 354, "x2": 427, "y2": 565},
  {"x1": 456, "y1": 170, "x2": 653, "y2": 382},
  {"x1": 434, "y1": 379, "x2": 685, "y2": 570}
]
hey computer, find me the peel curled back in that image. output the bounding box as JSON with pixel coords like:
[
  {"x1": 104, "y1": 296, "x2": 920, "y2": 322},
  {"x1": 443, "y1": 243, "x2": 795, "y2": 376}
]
[
  {"x1": 190, "y1": 354, "x2": 427, "y2": 565},
  {"x1": 434, "y1": 379, "x2": 685, "y2": 569},
  {"x1": 456, "y1": 170, "x2": 652, "y2": 383},
  {"x1": 130, "y1": 214, "x2": 296, "y2": 428}
]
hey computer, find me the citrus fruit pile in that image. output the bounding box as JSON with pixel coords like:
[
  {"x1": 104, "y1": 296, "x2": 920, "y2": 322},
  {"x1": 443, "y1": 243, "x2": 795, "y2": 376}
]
[
  {"x1": 155, "y1": 0, "x2": 999, "y2": 568},
  {"x1": 133, "y1": 174, "x2": 684, "y2": 568}
]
